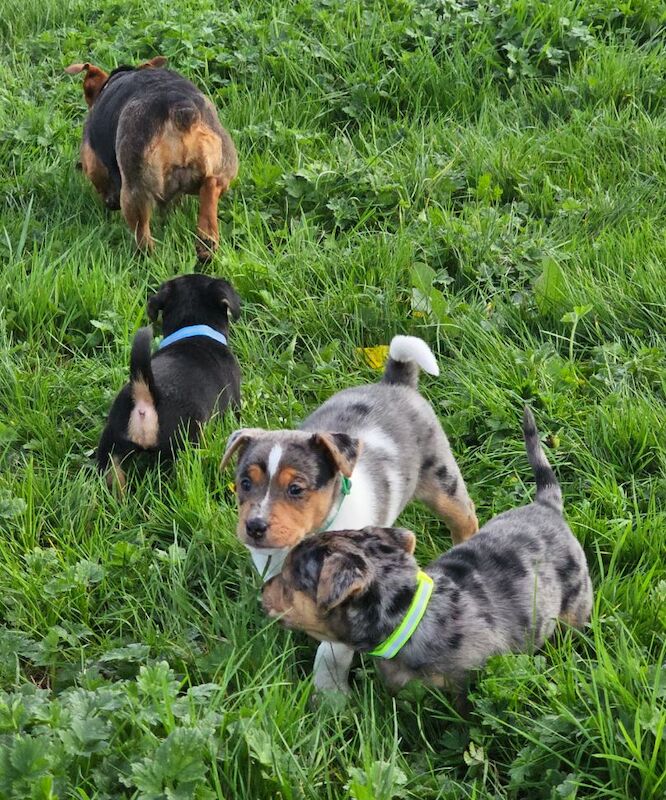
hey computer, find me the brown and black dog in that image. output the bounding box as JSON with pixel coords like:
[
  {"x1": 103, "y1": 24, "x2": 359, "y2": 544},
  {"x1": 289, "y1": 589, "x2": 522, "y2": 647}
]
[
  {"x1": 97, "y1": 274, "x2": 241, "y2": 490},
  {"x1": 65, "y1": 56, "x2": 238, "y2": 260}
]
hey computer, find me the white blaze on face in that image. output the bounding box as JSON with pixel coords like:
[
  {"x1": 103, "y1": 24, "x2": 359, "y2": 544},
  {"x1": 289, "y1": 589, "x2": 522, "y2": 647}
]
[
  {"x1": 267, "y1": 444, "x2": 283, "y2": 477},
  {"x1": 259, "y1": 444, "x2": 283, "y2": 514}
]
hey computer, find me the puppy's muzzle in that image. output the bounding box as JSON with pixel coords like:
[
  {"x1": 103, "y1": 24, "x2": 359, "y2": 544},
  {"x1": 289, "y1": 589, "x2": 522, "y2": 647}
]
[{"x1": 246, "y1": 516, "x2": 269, "y2": 542}]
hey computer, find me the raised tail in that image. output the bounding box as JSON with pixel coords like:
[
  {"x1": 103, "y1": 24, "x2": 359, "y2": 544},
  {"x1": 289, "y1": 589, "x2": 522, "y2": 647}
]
[
  {"x1": 171, "y1": 102, "x2": 200, "y2": 131},
  {"x1": 126, "y1": 326, "x2": 160, "y2": 448},
  {"x1": 381, "y1": 335, "x2": 439, "y2": 389},
  {"x1": 523, "y1": 407, "x2": 562, "y2": 513},
  {"x1": 129, "y1": 326, "x2": 157, "y2": 398}
]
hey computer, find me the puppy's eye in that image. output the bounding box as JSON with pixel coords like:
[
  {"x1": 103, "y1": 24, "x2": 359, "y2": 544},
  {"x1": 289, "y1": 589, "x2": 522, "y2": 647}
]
[
  {"x1": 239, "y1": 477, "x2": 252, "y2": 492},
  {"x1": 287, "y1": 483, "x2": 304, "y2": 498}
]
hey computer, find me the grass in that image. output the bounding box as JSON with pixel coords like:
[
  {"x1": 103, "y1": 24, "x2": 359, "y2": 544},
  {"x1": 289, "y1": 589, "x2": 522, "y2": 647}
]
[{"x1": 1, "y1": 0, "x2": 665, "y2": 797}]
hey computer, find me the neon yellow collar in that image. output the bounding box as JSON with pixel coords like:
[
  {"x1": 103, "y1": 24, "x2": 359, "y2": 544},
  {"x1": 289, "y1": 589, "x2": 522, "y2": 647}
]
[{"x1": 368, "y1": 570, "x2": 433, "y2": 659}]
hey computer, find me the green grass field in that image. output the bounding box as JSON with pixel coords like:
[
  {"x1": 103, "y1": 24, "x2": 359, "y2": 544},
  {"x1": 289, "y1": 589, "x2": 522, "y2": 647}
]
[{"x1": 1, "y1": 0, "x2": 665, "y2": 797}]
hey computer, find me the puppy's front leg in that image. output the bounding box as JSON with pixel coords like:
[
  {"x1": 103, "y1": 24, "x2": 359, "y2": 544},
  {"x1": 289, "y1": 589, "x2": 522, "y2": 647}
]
[{"x1": 313, "y1": 641, "x2": 354, "y2": 694}]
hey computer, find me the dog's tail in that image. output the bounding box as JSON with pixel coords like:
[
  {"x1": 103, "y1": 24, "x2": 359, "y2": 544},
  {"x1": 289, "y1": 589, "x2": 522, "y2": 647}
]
[
  {"x1": 171, "y1": 102, "x2": 200, "y2": 131},
  {"x1": 523, "y1": 406, "x2": 563, "y2": 514},
  {"x1": 129, "y1": 327, "x2": 156, "y2": 392},
  {"x1": 127, "y1": 326, "x2": 160, "y2": 448},
  {"x1": 381, "y1": 335, "x2": 440, "y2": 388}
]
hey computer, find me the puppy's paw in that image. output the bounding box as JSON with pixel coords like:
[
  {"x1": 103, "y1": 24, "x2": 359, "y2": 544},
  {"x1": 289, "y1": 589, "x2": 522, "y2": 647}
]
[
  {"x1": 196, "y1": 236, "x2": 217, "y2": 262},
  {"x1": 309, "y1": 686, "x2": 350, "y2": 713},
  {"x1": 105, "y1": 462, "x2": 126, "y2": 496}
]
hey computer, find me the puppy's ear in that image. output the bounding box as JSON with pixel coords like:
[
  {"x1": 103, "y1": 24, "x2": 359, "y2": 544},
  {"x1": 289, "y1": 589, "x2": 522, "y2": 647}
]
[
  {"x1": 220, "y1": 428, "x2": 266, "y2": 471},
  {"x1": 211, "y1": 279, "x2": 241, "y2": 321},
  {"x1": 64, "y1": 63, "x2": 91, "y2": 74},
  {"x1": 147, "y1": 282, "x2": 172, "y2": 322},
  {"x1": 384, "y1": 527, "x2": 417, "y2": 555},
  {"x1": 311, "y1": 433, "x2": 361, "y2": 478},
  {"x1": 138, "y1": 55, "x2": 167, "y2": 69},
  {"x1": 64, "y1": 62, "x2": 108, "y2": 106},
  {"x1": 316, "y1": 551, "x2": 373, "y2": 611}
]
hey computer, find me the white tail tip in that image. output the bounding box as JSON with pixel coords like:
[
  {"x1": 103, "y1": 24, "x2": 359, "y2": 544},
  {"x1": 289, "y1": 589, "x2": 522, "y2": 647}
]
[{"x1": 388, "y1": 335, "x2": 439, "y2": 376}]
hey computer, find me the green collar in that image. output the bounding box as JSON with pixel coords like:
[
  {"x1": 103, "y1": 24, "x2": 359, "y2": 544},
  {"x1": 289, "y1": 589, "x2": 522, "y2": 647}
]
[
  {"x1": 368, "y1": 570, "x2": 434, "y2": 659},
  {"x1": 319, "y1": 475, "x2": 352, "y2": 531}
]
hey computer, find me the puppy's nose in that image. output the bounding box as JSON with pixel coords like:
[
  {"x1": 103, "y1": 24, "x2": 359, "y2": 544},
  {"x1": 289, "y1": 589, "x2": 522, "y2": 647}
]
[{"x1": 246, "y1": 517, "x2": 268, "y2": 541}]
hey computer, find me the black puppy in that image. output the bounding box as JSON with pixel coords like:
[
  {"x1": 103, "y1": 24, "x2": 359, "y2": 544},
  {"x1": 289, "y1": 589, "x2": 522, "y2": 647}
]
[{"x1": 97, "y1": 274, "x2": 241, "y2": 488}]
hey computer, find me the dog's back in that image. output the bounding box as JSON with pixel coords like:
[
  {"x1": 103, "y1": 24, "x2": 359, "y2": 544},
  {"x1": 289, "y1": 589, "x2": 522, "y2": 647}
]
[
  {"x1": 300, "y1": 336, "x2": 476, "y2": 536},
  {"x1": 418, "y1": 408, "x2": 593, "y2": 677},
  {"x1": 85, "y1": 67, "x2": 236, "y2": 204}
]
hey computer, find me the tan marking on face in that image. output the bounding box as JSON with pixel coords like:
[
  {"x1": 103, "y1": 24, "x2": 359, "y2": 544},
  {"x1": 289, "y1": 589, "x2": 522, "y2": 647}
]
[
  {"x1": 126, "y1": 379, "x2": 159, "y2": 448},
  {"x1": 237, "y1": 484, "x2": 336, "y2": 549},
  {"x1": 253, "y1": 487, "x2": 333, "y2": 547},
  {"x1": 246, "y1": 464, "x2": 265, "y2": 483},
  {"x1": 276, "y1": 466, "x2": 301, "y2": 489},
  {"x1": 262, "y1": 578, "x2": 336, "y2": 642},
  {"x1": 236, "y1": 499, "x2": 251, "y2": 539}
]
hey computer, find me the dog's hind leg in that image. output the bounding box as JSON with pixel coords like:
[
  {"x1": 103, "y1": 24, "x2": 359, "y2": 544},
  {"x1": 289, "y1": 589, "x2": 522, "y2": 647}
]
[
  {"x1": 105, "y1": 455, "x2": 127, "y2": 493},
  {"x1": 120, "y1": 186, "x2": 154, "y2": 252},
  {"x1": 97, "y1": 423, "x2": 137, "y2": 493},
  {"x1": 419, "y1": 486, "x2": 478, "y2": 544},
  {"x1": 559, "y1": 571, "x2": 594, "y2": 629},
  {"x1": 416, "y1": 457, "x2": 478, "y2": 544},
  {"x1": 195, "y1": 176, "x2": 226, "y2": 261}
]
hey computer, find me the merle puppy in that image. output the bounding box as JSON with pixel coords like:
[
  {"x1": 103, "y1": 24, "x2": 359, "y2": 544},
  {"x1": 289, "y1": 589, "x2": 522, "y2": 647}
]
[
  {"x1": 263, "y1": 408, "x2": 592, "y2": 704},
  {"x1": 65, "y1": 56, "x2": 238, "y2": 260},
  {"x1": 221, "y1": 335, "x2": 478, "y2": 693},
  {"x1": 97, "y1": 274, "x2": 241, "y2": 488}
]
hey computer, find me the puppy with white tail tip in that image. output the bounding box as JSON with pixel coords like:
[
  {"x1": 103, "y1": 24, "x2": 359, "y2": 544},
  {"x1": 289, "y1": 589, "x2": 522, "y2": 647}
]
[{"x1": 221, "y1": 335, "x2": 478, "y2": 694}]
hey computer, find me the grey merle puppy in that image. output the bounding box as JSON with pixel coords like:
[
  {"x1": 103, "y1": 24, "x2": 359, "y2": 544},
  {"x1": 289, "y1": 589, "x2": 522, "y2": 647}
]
[
  {"x1": 262, "y1": 408, "x2": 592, "y2": 704},
  {"x1": 222, "y1": 335, "x2": 478, "y2": 692}
]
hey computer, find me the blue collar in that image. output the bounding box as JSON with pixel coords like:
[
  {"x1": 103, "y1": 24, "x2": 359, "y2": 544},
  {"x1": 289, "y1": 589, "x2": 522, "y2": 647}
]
[{"x1": 158, "y1": 324, "x2": 227, "y2": 350}]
